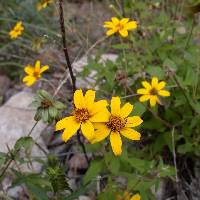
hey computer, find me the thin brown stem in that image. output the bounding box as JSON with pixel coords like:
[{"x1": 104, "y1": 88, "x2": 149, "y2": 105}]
[
  {"x1": 146, "y1": 105, "x2": 172, "y2": 128},
  {"x1": 58, "y1": 0, "x2": 76, "y2": 93},
  {"x1": 58, "y1": 0, "x2": 89, "y2": 165}
]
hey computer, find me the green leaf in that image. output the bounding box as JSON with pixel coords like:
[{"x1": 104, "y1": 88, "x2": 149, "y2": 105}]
[
  {"x1": 54, "y1": 101, "x2": 66, "y2": 110},
  {"x1": 83, "y1": 160, "x2": 103, "y2": 185},
  {"x1": 0, "y1": 152, "x2": 6, "y2": 167},
  {"x1": 133, "y1": 102, "x2": 146, "y2": 116},
  {"x1": 27, "y1": 183, "x2": 49, "y2": 200},
  {"x1": 146, "y1": 66, "x2": 165, "y2": 79},
  {"x1": 163, "y1": 58, "x2": 177, "y2": 70},
  {"x1": 14, "y1": 136, "x2": 34, "y2": 152},
  {"x1": 112, "y1": 43, "x2": 130, "y2": 49},
  {"x1": 49, "y1": 106, "x2": 58, "y2": 118}
]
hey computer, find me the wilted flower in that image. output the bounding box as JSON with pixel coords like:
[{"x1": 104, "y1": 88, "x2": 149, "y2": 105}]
[
  {"x1": 32, "y1": 90, "x2": 66, "y2": 123},
  {"x1": 56, "y1": 89, "x2": 109, "y2": 142},
  {"x1": 23, "y1": 60, "x2": 49, "y2": 86},
  {"x1": 104, "y1": 17, "x2": 137, "y2": 37},
  {"x1": 137, "y1": 77, "x2": 170, "y2": 107},
  {"x1": 9, "y1": 21, "x2": 24, "y2": 39},
  {"x1": 92, "y1": 97, "x2": 143, "y2": 156}
]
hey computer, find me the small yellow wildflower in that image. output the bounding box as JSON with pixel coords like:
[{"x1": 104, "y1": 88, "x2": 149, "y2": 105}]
[
  {"x1": 37, "y1": 0, "x2": 53, "y2": 10},
  {"x1": 104, "y1": 17, "x2": 137, "y2": 37},
  {"x1": 130, "y1": 194, "x2": 141, "y2": 200},
  {"x1": 9, "y1": 21, "x2": 24, "y2": 39},
  {"x1": 92, "y1": 97, "x2": 143, "y2": 156},
  {"x1": 137, "y1": 77, "x2": 170, "y2": 107},
  {"x1": 23, "y1": 60, "x2": 49, "y2": 86},
  {"x1": 56, "y1": 89, "x2": 109, "y2": 142}
]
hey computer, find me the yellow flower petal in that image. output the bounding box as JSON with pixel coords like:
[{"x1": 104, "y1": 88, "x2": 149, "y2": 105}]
[
  {"x1": 137, "y1": 88, "x2": 149, "y2": 95},
  {"x1": 130, "y1": 194, "x2": 141, "y2": 200},
  {"x1": 119, "y1": 29, "x2": 128, "y2": 37},
  {"x1": 125, "y1": 21, "x2": 137, "y2": 30},
  {"x1": 110, "y1": 132, "x2": 122, "y2": 156},
  {"x1": 120, "y1": 103, "x2": 133, "y2": 118},
  {"x1": 150, "y1": 95, "x2": 157, "y2": 107},
  {"x1": 157, "y1": 81, "x2": 166, "y2": 90},
  {"x1": 126, "y1": 116, "x2": 143, "y2": 127},
  {"x1": 35, "y1": 60, "x2": 41, "y2": 72},
  {"x1": 151, "y1": 77, "x2": 159, "y2": 88},
  {"x1": 23, "y1": 76, "x2": 36, "y2": 86},
  {"x1": 106, "y1": 29, "x2": 117, "y2": 36},
  {"x1": 111, "y1": 97, "x2": 121, "y2": 115},
  {"x1": 81, "y1": 120, "x2": 94, "y2": 142},
  {"x1": 74, "y1": 89, "x2": 85, "y2": 108},
  {"x1": 90, "y1": 100, "x2": 108, "y2": 115},
  {"x1": 61, "y1": 121, "x2": 80, "y2": 142},
  {"x1": 24, "y1": 66, "x2": 34, "y2": 75},
  {"x1": 121, "y1": 128, "x2": 141, "y2": 140},
  {"x1": 90, "y1": 109, "x2": 110, "y2": 122},
  {"x1": 91, "y1": 124, "x2": 110, "y2": 144},
  {"x1": 104, "y1": 21, "x2": 115, "y2": 28},
  {"x1": 142, "y1": 81, "x2": 152, "y2": 90},
  {"x1": 56, "y1": 116, "x2": 79, "y2": 131},
  {"x1": 111, "y1": 17, "x2": 120, "y2": 25},
  {"x1": 158, "y1": 90, "x2": 170, "y2": 97},
  {"x1": 120, "y1": 18, "x2": 129, "y2": 25},
  {"x1": 40, "y1": 65, "x2": 49, "y2": 73},
  {"x1": 139, "y1": 95, "x2": 151, "y2": 102},
  {"x1": 84, "y1": 90, "x2": 95, "y2": 110}
]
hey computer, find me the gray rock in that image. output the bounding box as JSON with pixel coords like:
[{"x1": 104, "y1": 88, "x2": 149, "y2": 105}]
[
  {"x1": 0, "y1": 91, "x2": 47, "y2": 172},
  {"x1": 78, "y1": 196, "x2": 91, "y2": 200},
  {"x1": 73, "y1": 54, "x2": 117, "y2": 89},
  {"x1": 0, "y1": 75, "x2": 10, "y2": 97}
]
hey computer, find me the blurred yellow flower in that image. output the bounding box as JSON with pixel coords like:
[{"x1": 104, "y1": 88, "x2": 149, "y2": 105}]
[
  {"x1": 92, "y1": 97, "x2": 143, "y2": 156},
  {"x1": 137, "y1": 77, "x2": 170, "y2": 107},
  {"x1": 116, "y1": 191, "x2": 131, "y2": 200},
  {"x1": 23, "y1": 60, "x2": 49, "y2": 86},
  {"x1": 56, "y1": 89, "x2": 109, "y2": 142},
  {"x1": 104, "y1": 17, "x2": 137, "y2": 37},
  {"x1": 9, "y1": 21, "x2": 24, "y2": 39},
  {"x1": 130, "y1": 194, "x2": 141, "y2": 200},
  {"x1": 37, "y1": 0, "x2": 53, "y2": 10}
]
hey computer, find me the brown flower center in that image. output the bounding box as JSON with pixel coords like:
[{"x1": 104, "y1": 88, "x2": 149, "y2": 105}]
[
  {"x1": 41, "y1": 99, "x2": 52, "y2": 108},
  {"x1": 149, "y1": 88, "x2": 158, "y2": 95},
  {"x1": 33, "y1": 71, "x2": 40, "y2": 78},
  {"x1": 73, "y1": 108, "x2": 90, "y2": 123},
  {"x1": 117, "y1": 23, "x2": 124, "y2": 30},
  {"x1": 106, "y1": 115, "x2": 126, "y2": 132}
]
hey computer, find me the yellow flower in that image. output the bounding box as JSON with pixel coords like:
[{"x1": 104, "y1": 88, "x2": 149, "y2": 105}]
[
  {"x1": 103, "y1": 17, "x2": 137, "y2": 37},
  {"x1": 130, "y1": 194, "x2": 141, "y2": 200},
  {"x1": 9, "y1": 21, "x2": 24, "y2": 39},
  {"x1": 92, "y1": 97, "x2": 143, "y2": 156},
  {"x1": 56, "y1": 89, "x2": 109, "y2": 142},
  {"x1": 23, "y1": 60, "x2": 49, "y2": 87},
  {"x1": 117, "y1": 191, "x2": 131, "y2": 200},
  {"x1": 137, "y1": 77, "x2": 170, "y2": 107},
  {"x1": 37, "y1": 0, "x2": 53, "y2": 10}
]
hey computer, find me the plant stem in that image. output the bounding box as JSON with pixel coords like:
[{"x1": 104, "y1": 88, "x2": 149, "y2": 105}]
[
  {"x1": 58, "y1": 0, "x2": 89, "y2": 165},
  {"x1": 0, "y1": 159, "x2": 13, "y2": 179},
  {"x1": 28, "y1": 121, "x2": 38, "y2": 136},
  {"x1": 185, "y1": 18, "x2": 195, "y2": 49},
  {"x1": 58, "y1": 0, "x2": 76, "y2": 93},
  {"x1": 146, "y1": 105, "x2": 172, "y2": 128},
  {"x1": 171, "y1": 126, "x2": 179, "y2": 184}
]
